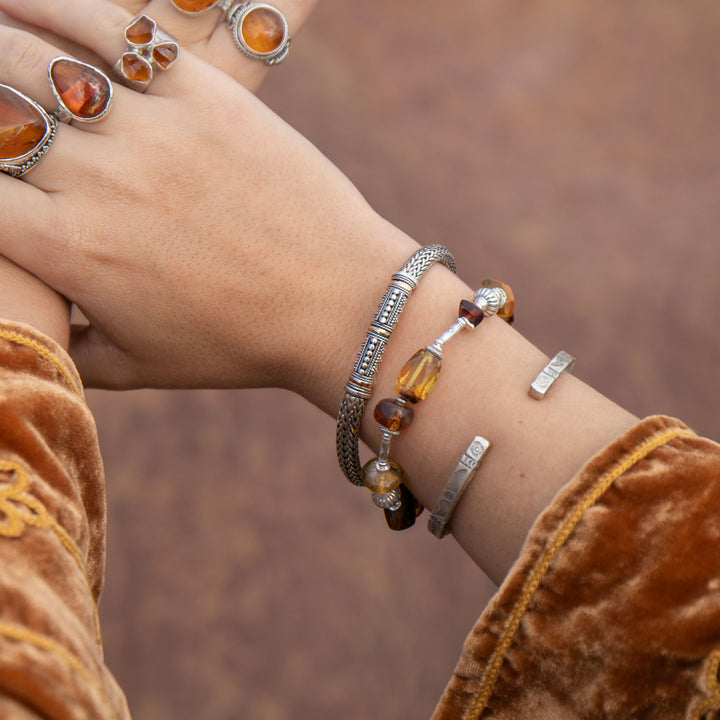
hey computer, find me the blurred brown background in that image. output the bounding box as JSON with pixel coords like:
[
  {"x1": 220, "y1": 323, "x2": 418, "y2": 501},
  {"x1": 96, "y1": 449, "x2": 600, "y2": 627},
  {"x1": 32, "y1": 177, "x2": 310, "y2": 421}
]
[{"x1": 92, "y1": 1, "x2": 720, "y2": 718}]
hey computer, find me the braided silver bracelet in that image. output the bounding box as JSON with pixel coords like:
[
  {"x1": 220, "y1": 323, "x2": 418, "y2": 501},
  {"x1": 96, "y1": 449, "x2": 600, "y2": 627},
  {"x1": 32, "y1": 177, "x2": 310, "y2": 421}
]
[{"x1": 336, "y1": 245, "x2": 456, "y2": 485}]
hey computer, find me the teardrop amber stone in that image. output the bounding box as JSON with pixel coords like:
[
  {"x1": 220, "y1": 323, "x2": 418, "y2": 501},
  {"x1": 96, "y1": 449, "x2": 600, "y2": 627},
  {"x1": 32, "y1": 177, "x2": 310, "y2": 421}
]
[
  {"x1": 362, "y1": 457, "x2": 404, "y2": 494},
  {"x1": 480, "y1": 278, "x2": 515, "y2": 324},
  {"x1": 395, "y1": 349, "x2": 442, "y2": 404},
  {"x1": 125, "y1": 15, "x2": 155, "y2": 45},
  {"x1": 0, "y1": 85, "x2": 48, "y2": 160},
  {"x1": 171, "y1": 0, "x2": 218, "y2": 11},
  {"x1": 373, "y1": 398, "x2": 414, "y2": 432},
  {"x1": 50, "y1": 59, "x2": 111, "y2": 120},
  {"x1": 240, "y1": 7, "x2": 285, "y2": 53}
]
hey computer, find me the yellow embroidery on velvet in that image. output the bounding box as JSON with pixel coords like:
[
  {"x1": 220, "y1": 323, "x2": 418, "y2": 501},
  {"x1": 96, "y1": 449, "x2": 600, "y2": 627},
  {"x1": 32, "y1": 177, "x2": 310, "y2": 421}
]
[
  {"x1": 467, "y1": 426, "x2": 695, "y2": 719},
  {"x1": 0, "y1": 460, "x2": 103, "y2": 646},
  {"x1": 691, "y1": 649, "x2": 720, "y2": 720},
  {"x1": 0, "y1": 327, "x2": 82, "y2": 397},
  {"x1": 0, "y1": 621, "x2": 117, "y2": 719}
]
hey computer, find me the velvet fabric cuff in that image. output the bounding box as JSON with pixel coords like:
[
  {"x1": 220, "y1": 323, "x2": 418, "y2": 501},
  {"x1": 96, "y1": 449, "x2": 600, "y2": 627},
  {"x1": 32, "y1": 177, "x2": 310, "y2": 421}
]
[
  {"x1": 432, "y1": 415, "x2": 720, "y2": 719},
  {"x1": 0, "y1": 319, "x2": 129, "y2": 720}
]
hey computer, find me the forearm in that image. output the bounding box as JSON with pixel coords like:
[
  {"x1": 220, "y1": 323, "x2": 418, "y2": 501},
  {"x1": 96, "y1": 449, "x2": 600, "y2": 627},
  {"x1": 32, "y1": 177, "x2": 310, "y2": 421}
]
[{"x1": 284, "y1": 219, "x2": 637, "y2": 584}]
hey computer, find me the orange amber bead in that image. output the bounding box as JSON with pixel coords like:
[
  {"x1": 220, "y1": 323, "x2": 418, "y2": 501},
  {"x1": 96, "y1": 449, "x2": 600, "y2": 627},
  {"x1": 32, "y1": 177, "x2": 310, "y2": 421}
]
[
  {"x1": 373, "y1": 398, "x2": 414, "y2": 432},
  {"x1": 152, "y1": 43, "x2": 179, "y2": 69},
  {"x1": 240, "y1": 7, "x2": 286, "y2": 54},
  {"x1": 171, "y1": 0, "x2": 217, "y2": 11},
  {"x1": 395, "y1": 349, "x2": 442, "y2": 404},
  {"x1": 481, "y1": 278, "x2": 515, "y2": 324},
  {"x1": 121, "y1": 54, "x2": 152, "y2": 83},
  {"x1": 362, "y1": 458, "x2": 404, "y2": 494},
  {"x1": 0, "y1": 85, "x2": 48, "y2": 160},
  {"x1": 125, "y1": 15, "x2": 155, "y2": 45}
]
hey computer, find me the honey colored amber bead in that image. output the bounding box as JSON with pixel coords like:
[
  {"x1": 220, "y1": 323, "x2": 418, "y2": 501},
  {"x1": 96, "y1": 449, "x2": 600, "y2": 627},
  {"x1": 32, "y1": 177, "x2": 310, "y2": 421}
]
[
  {"x1": 395, "y1": 349, "x2": 442, "y2": 404},
  {"x1": 373, "y1": 398, "x2": 414, "y2": 432},
  {"x1": 0, "y1": 85, "x2": 48, "y2": 160},
  {"x1": 481, "y1": 278, "x2": 515, "y2": 324},
  {"x1": 240, "y1": 7, "x2": 286, "y2": 54},
  {"x1": 362, "y1": 457, "x2": 404, "y2": 494},
  {"x1": 384, "y1": 484, "x2": 423, "y2": 531},
  {"x1": 121, "y1": 54, "x2": 152, "y2": 83},
  {"x1": 171, "y1": 0, "x2": 217, "y2": 11},
  {"x1": 125, "y1": 15, "x2": 155, "y2": 45},
  {"x1": 152, "y1": 43, "x2": 179, "y2": 69}
]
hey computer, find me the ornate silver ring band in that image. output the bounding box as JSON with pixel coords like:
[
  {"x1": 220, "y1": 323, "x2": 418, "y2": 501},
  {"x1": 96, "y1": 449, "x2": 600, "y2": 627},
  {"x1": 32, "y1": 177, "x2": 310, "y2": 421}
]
[
  {"x1": 113, "y1": 15, "x2": 179, "y2": 93},
  {"x1": 528, "y1": 350, "x2": 575, "y2": 400},
  {"x1": 0, "y1": 84, "x2": 57, "y2": 178},
  {"x1": 336, "y1": 244, "x2": 457, "y2": 486},
  {"x1": 427, "y1": 435, "x2": 490, "y2": 539}
]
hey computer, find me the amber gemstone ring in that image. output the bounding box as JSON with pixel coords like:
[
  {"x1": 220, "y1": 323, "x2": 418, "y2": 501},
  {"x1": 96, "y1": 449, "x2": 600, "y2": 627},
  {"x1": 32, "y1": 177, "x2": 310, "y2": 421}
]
[
  {"x1": 0, "y1": 84, "x2": 58, "y2": 178},
  {"x1": 226, "y1": 2, "x2": 290, "y2": 65},
  {"x1": 112, "y1": 15, "x2": 180, "y2": 93},
  {"x1": 48, "y1": 57, "x2": 114, "y2": 124}
]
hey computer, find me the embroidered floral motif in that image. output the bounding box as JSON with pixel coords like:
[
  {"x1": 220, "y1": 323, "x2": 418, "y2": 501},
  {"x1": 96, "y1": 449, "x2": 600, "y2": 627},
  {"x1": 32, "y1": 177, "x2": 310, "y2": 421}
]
[
  {"x1": 0, "y1": 460, "x2": 85, "y2": 570},
  {"x1": 692, "y1": 649, "x2": 720, "y2": 720}
]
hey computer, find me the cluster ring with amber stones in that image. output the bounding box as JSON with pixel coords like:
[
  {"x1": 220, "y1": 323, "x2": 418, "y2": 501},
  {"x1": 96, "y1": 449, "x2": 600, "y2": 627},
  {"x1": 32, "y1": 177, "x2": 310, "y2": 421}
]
[{"x1": 113, "y1": 15, "x2": 180, "y2": 93}]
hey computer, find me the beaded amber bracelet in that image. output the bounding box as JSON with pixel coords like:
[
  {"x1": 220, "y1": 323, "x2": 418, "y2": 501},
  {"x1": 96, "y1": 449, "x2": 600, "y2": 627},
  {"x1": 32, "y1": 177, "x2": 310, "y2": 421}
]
[{"x1": 362, "y1": 279, "x2": 515, "y2": 531}]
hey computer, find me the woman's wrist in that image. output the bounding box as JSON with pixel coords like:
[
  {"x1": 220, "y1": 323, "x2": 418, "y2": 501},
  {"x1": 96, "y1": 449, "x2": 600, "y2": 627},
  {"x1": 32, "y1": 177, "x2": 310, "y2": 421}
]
[
  {"x1": 286, "y1": 221, "x2": 637, "y2": 583},
  {"x1": 0, "y1": 258, "x2": 70, "y2": 349}
]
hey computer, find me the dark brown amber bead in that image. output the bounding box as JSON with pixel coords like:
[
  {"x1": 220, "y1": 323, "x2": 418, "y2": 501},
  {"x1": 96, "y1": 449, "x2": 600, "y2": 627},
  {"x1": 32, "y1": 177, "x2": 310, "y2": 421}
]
[
  {"x1": 152, "y1": 43, "x2": 179, "y2": 69},
  {"x1": 362, "y1": 457, "x2": 403, "y2": 494},
  {"x1": 459, "y1": 299, "x2": 484, "y2": 327},
  {"x1": 0, "y1": 85, "x2": 48, "y2": 160},
  {"x1": 373, "y1": 398, "x2": 414, "y2": 432},
  {"x1": 395, "y1": 349, "x2": 442, "y2": 404},
  {"x1": 481, "y1": 278, "x2": 515, "y2": 324},
  {"x1": 384, "y1": 484, "x2": 423, "y2": 531}
]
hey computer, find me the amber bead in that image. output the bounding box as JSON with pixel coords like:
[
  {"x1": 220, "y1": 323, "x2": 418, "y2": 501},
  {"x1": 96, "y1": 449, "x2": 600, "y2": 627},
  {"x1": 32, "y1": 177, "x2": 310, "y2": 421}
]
[
  {"x1": 373, "y1": 398, "x2": 414, "y2": 433},
  {"x1": 49, "y1": 59, "x2": 112, "y2": 120},
  {"x1": 362, "y1": 457, "x2": 404, "y2": 494},
  {"x1": 459, "y1": 299, "x2": 484, "y2": 327},
  {"x1": 481, "y1": 278, "x2": 515, "y2": 324},
  {"x1": 125, "y1": 15, "x2": 155, "y2": 45},
  {"x1": 240, "y1": 7, "x2": 286, "y2": 54},
  {"x1": 121, "y1": 54, "x2": 152, "y2": 83},
  {"x1": 384, "y1": 484, "x2": 423, "y2": 531},
  {"x1": 0, "y1": 85, "x2": 48, "y2": 160},
  {"x1": 171, "y1": 0, "x2": 217, "y2": 11},
  {"x1": 152, "y1": 43, "x2": 179, "y2": 69},
  {"x1": 395, "y1": 349, "x2": 442, "y2": 404}
]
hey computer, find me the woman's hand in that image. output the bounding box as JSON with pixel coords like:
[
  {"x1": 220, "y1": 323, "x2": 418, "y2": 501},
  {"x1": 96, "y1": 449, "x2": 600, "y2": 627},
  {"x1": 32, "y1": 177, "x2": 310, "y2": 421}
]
[
  {"x1": 0, "y1": 0, "x2": 417, "y2": 393},
  {"x1": 0, "y1": 0, "x2": 319, "y2": 90}
]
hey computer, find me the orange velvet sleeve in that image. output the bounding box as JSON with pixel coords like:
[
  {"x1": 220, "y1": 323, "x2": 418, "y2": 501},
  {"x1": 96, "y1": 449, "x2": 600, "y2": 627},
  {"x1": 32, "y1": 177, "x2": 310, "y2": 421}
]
[
  {"x1": 433, "y1": 415, "x2": 720, "y2": 719},
  {"x1": 0, "y1": 320, "x2": 129, "y2": 719}
]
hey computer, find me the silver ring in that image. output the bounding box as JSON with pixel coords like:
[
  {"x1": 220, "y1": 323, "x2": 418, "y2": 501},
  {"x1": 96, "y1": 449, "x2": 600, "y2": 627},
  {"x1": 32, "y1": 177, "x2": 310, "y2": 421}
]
[
  {"x1": 225, "y1": 2, "x2": 290, "y2": 65},
  {"x1": 0, "y1": 84, "x2": 58, "y2": 178},
  {"x1": 112, "y1": 15, "x2": 179, "y2": 93},
  {"x1": 48, "y1": 57, "x2": 113, "y2": 124},
  {"x1": 427, "y1": 436, "x2": 490, "y2": 539},
  {"x1": 528, "y1": 350, "x2": 575, "y2": 400}
]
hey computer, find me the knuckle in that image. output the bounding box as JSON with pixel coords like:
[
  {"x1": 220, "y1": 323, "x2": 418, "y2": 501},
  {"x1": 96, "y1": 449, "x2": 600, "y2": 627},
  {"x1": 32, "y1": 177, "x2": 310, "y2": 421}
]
[{"x1": 2, "y1": 29, "x2": 49, "y2": 77}]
